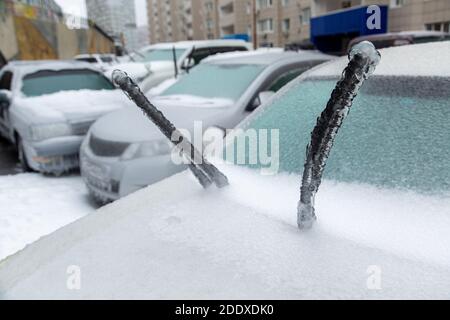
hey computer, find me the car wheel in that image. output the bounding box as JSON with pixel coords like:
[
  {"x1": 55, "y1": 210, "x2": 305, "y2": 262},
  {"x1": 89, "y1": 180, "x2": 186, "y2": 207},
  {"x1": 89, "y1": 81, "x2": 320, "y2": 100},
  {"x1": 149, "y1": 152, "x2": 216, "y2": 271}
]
[{"x1": 17, "y1": 137, "x2": 32, "y2": 172}]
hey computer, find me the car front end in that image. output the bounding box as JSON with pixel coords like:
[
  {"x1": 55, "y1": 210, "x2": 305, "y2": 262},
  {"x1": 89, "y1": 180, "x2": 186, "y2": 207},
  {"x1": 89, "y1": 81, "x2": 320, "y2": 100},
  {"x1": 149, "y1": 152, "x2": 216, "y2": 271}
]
[{"x1": 80, "y1": 130, "x2": 183, "y2": 203}]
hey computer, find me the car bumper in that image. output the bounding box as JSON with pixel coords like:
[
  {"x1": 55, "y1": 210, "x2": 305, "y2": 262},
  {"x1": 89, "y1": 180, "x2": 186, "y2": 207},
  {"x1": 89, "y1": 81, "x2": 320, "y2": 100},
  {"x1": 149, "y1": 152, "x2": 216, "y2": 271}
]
[
  {"x1": 80, "y1": 141, "x2": 186, "y2": 203},
  {"x1": 23, "y1": 136, "x2": 84, "y2": 174}
]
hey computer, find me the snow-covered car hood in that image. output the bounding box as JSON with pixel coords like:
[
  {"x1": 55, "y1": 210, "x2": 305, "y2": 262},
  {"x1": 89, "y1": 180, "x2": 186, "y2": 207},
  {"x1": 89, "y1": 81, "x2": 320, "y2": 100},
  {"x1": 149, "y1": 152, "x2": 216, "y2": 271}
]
[
  {"x1": 90, "y1": 96, "x2": 234, "y2": 143},
  {"x1": 104, "y1": 61, "x2": 174, "y2": 83},
  {"x1": 1, "y1": 164, "x2": 450, "y2": 299},
  {"x1": 15, "y1": 90, "x2": 132, "y2": 124}
]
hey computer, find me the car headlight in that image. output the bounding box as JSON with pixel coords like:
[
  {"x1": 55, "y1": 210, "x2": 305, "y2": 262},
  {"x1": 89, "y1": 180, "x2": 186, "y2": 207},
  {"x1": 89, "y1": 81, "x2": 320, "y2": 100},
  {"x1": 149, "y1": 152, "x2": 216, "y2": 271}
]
[
  {"x1": 30, "y1": 123, "x2": 72, "y2": 141},
  {"x1": 120, "y1": 140, "x2": 172, "y2": 161}
]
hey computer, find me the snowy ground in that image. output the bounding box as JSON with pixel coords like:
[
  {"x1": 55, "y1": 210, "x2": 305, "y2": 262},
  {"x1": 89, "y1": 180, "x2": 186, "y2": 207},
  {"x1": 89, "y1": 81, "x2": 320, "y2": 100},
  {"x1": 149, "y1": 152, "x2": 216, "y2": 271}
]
[{"x1": 0, "y1": 173, "x2": 94, "y2": 261}]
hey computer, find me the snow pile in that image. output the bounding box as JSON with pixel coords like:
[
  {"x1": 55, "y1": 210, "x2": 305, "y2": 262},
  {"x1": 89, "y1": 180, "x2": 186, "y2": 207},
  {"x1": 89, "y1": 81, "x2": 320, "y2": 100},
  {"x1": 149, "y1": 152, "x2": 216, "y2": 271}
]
[
  {"x1": 16, "y1": 89, "x2": 132, "y2": 121},
  {"x1": 312, "y1": 41, "x2": 450, "y2": 77},
  {"x1": 1, "y1": 164, "x2": 450, "y2": 299},
  {"x1": 0, "y1": 174, "x2": 93, "y2": 262}
]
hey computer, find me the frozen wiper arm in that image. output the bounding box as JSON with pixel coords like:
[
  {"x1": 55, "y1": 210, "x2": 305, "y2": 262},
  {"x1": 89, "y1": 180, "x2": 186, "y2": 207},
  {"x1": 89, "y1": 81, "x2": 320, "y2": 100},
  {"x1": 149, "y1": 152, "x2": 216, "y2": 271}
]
[
  {"x1": 297, "y1": 41, "x2": 381, "y2": 230},
  {"x1": 112, "y1": 70, "x2": 229, "y2": 189}
]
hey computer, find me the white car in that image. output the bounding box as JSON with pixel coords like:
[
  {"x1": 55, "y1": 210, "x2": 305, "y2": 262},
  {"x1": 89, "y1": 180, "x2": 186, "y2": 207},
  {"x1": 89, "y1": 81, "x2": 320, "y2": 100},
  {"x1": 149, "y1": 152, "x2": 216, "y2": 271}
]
[
  {"x1": 1, "y1": 42, "x2": 450, "y2": 299},
  {"x1": 80, "y1": 50, "x2": 333, "y2": 203},
  {"x1": 0, "y1": 61, "x2": 131, "y2": 175},
  {"x1": 105, "y1": 40, "x2": 252, "y2": 93}
]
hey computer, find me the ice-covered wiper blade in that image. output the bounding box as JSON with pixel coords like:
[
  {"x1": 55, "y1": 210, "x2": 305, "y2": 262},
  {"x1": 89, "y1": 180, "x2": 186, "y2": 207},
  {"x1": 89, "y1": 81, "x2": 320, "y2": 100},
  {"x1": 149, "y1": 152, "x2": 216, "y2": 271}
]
[
  {"x1": 112, "y1": 70, "x2": 229, "y2": 189},
  {"x1": 297, "y1": 41, "x2": 381, "y2": 229}
]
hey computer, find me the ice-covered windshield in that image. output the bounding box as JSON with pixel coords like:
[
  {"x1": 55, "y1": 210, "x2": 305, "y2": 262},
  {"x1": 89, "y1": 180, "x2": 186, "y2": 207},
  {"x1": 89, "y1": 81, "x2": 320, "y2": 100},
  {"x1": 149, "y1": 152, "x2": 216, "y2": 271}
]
[
  {"x1": 231, "y1": 76, "x2": 450, "y2": 194},
  {"x1": 160, "y1": 63, "x2": 267, "y2": 102},
  {"x1": 134, "y1": 48, "x2": 187, "y2": 62},
  {"x1": 22, "y1": 69, "x2": 115, "y2": 97}
]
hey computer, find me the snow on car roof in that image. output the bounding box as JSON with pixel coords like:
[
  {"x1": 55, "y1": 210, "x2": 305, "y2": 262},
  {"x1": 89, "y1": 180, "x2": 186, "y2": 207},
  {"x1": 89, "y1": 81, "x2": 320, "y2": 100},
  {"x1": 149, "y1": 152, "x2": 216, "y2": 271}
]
[
  {"x1": 203, "y1": 50, "x2": 334, "y2": 65},
  {"x1": 139, "y1": 39, "x2": 251, "y2": 51},
  {"x1": 310, "y1": 41, "x2": 450, "y2": 77},
  {"x1": 7, "y1": 60, "x2": 100, "y2": 76},
  {"x1": 2, "y1": 164, "x2": 450, "y2": 299}
]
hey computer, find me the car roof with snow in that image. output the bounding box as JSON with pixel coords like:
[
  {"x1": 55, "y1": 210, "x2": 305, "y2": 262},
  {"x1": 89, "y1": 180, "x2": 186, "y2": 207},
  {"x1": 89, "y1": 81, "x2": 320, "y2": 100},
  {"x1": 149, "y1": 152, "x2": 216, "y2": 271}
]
[
  {"x1": 4, "y1": 60, "x2": 100, "y2": 76},
  {"x1": 203, "y1": 49, "x2": 334, "y2": 65},
  {"x1": 139, "y1": 39, "x2": 251, "y2": 51},
  {"x1": 1, "y1": 42, "x2": 450, "y2": 299},
  {"x1": 312, "y1": 40, "x2": 450, "y2": 77}
]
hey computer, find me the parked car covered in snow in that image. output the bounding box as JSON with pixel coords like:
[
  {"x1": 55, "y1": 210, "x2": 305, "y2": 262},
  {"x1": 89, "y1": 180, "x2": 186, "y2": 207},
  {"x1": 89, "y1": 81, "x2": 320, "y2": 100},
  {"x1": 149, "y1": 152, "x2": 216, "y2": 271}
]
[
  {"x1": 0, "y1": 61, "x2": 131, "y2": 175},
  {"x1": 105, "y1": 40, "x2": 252, "y2": 93},
  {"x1": 2, "y1": 41, "x2": 450, "y2": 299},
  {"x1": 347, "y1": 30, "x2": 450, "y2": 52},
  {"x1": 80, "y1": 50, "x2": 333, "y2": 203}
]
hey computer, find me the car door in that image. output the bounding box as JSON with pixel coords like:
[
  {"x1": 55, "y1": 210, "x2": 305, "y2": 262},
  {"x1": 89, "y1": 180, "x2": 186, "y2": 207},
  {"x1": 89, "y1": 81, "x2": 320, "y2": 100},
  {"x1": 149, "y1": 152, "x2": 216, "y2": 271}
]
[{"x1": 0, "y1": 69, "x2": 13, "y2": 137}]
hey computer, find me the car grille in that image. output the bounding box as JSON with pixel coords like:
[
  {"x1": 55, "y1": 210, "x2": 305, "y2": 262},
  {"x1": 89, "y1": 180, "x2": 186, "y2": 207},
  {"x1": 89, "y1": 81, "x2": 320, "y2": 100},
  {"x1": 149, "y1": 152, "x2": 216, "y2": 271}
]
[
  {"x1": 89, "y1": 134, "x2": 130, "y2": 157},
  {"x1": 71, "y1": 120, "x2": 95, "y2": 136}
]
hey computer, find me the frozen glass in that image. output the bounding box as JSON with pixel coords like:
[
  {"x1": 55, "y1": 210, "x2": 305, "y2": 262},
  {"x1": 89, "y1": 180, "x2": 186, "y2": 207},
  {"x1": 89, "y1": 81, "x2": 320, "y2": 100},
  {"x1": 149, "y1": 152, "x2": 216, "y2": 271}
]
[
  {"x1": 22, "y1": 70, "x2": 115, "y2": 97},
  {"x1": 232, "y1": 76, "x2": 450, "y2": 194},
  {"x1": 161, "y1": 63, "x2": 266, "y2": 101}
]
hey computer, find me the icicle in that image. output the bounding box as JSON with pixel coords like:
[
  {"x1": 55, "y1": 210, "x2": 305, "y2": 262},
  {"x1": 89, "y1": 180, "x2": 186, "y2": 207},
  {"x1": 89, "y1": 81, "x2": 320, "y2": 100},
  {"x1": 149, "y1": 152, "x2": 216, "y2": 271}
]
[
  {"x1": 297, "y1": 41, "x2": 381, "y2": 229},
  {"x1": 112, "y1": 70, "x2": 229, "y2": 189}
]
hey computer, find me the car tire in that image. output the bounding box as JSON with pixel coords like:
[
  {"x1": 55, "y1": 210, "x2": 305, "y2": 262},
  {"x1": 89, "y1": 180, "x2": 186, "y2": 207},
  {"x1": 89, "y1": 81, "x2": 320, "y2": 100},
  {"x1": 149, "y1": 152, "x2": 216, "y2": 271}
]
[{"x1": 17, "y1": 137, "x2": 32, "y2": 172}]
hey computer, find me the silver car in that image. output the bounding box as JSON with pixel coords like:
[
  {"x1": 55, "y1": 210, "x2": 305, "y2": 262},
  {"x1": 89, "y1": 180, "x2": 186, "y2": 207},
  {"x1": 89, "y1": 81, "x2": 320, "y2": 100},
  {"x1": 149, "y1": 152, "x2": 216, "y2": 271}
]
[
  {"x1": 0, "y1": 61, "x2": 129, "y2": 175},
  {"x1": 80, "y1": 50, "x2": 333, "y2": 203}
]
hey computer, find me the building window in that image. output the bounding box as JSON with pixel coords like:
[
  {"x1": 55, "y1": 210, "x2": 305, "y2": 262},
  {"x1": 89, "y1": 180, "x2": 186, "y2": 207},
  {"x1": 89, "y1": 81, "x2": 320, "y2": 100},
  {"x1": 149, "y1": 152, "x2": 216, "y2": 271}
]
[
  {"x1": 426, "y1": 21, "x2": 450, "y2": 33},
  {"x1": 342, "y1": 1, "x2": 351, "y2": 8},
  {"x1": 256, "y1": 0, "x2": 273, "y2": 10},
  {"x1": 390, "y1": 0, "x2": 405, "y2": 8},
  {"x1": 300, "y1": 8, "x2": 310, "y2": 25},
  {"x1": 282, "y1": 0, "x2": 290, "y2": 6},
  {"x1": 205, "y1": 2, "x2": 213, "y2": 12},
  {"x1": 282, "y1": 19, "x2": 290, "y2": 33},
  {"x1": 258, "y1": 18, "x2": 273, "y2": 33}
]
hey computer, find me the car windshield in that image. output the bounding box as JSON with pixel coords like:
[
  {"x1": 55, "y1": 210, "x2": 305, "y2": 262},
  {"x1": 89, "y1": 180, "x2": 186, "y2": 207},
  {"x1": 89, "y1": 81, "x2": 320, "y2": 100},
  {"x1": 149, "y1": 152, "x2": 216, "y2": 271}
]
[
  {"x1": 229, "y1": 75, "x2": 450, "y2": 194},
  {"x1": 160, "y1": 63, "x2": 267, "y2": 102},
  {"x1": 22, "y1": 69, "x2": 115, "y2": 97},
  {"x1": 134, "y1": 48, "x2": 187, "y2": 62}
]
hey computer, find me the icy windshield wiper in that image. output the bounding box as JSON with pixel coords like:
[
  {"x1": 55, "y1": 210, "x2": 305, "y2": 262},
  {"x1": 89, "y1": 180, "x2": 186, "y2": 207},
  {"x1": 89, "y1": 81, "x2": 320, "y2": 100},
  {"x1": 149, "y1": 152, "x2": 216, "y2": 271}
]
[
  {"x1": 298, "y1": 41, "x2": 381, "y2": 229},
  {"x1": 112, "y1": 70, "x2": 229, "y2": 189}
]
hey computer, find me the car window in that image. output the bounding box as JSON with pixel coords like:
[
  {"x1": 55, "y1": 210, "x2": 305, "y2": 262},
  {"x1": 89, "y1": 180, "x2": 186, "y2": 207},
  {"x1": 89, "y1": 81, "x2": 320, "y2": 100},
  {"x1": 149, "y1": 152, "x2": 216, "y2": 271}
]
[
  {"x1": 267, "y1": 67, "x2": 313, "y2": 92},
  {"x1": 0, "y1": 71, "x2": 13, "y2": 90},
  {"x1": 160, "y1": 63, "x2": 267, "y2": 102},
  {"x1": 100, "y1": 56, "x2": 113, "y2": 63},
  {"x1": 76, "y1": 57, "x2": 98, "y2": 63},
  {"x1": 229, "y1": 76, "x2": 450, "y2": 194},
  {"x1": 191, "y1": 48, "x2": 213, "y2": 65},
  {"x1": 22, "y1": 69, "x2": 114, "y2": 97}
]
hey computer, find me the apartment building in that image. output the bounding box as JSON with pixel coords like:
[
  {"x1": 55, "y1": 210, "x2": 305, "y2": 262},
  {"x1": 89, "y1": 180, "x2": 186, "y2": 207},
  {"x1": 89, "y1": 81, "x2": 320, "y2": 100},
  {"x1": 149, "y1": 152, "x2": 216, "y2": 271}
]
[
  {"x1": 148, "y1": 0, "x2": 197, "y2": 43},
  {"x1": 86, "y1": 0, "x2": 139, "y2": 51},
  {"x1": 147, "y1": 0, "x2": 450, "y2": 48}
]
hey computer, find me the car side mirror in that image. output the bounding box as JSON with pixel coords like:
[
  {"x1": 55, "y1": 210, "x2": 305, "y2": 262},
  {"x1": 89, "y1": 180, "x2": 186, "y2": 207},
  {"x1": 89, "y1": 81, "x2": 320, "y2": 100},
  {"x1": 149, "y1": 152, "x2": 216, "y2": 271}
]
[
  {"x1": 0, "y1": 90, "x2": 12, "y2": 109},
  {"x1": 247, "y1": 91, "x2": 275, "y2": 112},
  {"x1": 181, "y1": 58, "x2": 195, "y2": 70}
]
